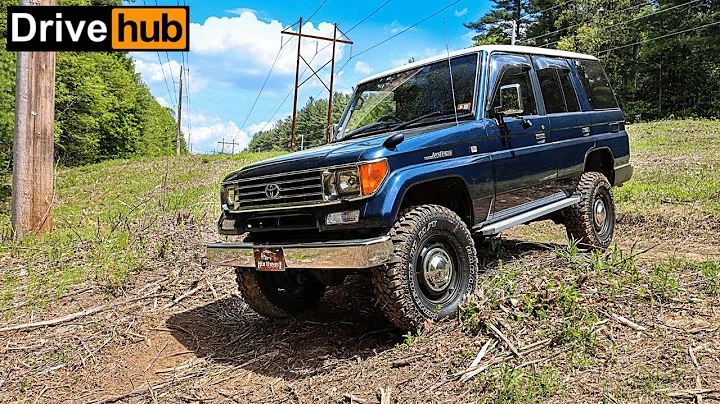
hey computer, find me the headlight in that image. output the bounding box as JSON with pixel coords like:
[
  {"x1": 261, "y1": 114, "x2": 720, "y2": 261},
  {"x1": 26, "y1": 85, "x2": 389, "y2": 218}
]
[
  {"x1": 322, "y1": 160, "x2": 388, "y2": 201},
  {"x1": 337, "y1": 169, "x2": 360, "y2": 195},
  {"x1": 221, "y1": 185, "x2": 236, "y2": 209}
]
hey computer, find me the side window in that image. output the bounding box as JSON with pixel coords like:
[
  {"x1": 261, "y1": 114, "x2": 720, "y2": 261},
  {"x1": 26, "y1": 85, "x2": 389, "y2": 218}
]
[
  {"x1": 573, "y1": 59, "x2": 619, "y2": 110},
  {"x1": 558, "y1": 69, "x2": 580, "y2": 112},
  {"x1": 489, "y1": 55, "x2": 537, "y2": 116},
  {"x1": 533, "y1": 57, "x2": 581, "y2": 114}
]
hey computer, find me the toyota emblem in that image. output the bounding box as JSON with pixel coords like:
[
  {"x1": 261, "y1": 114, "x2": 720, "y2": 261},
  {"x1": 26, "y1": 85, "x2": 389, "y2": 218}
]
[{"x1": 265, "y1": 184, "x2": 281, "y2": 199}]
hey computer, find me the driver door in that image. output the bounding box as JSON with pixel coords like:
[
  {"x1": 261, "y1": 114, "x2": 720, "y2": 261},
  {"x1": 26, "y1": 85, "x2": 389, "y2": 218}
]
[{"x1": 485, "y1": 54, "x2": 555, "y2": 220}]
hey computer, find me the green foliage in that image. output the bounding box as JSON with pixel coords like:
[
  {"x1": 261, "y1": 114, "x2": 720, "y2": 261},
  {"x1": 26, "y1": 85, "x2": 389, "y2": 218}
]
[
  {"x1": 483, "y1": 364, "x2": 563, "y2": 403},
  {"x1": 0, "y1": 0, "x2": 178, "y2": 176},
  {"x1": 248, "y1": 93, "x2": 349, "y2": 152},
  {"x1": 465, "y1": 0, "x2": 720, "y2": 122},
  {"x1": 700, "y1": 259, "x2": 720, "y2": 295}
]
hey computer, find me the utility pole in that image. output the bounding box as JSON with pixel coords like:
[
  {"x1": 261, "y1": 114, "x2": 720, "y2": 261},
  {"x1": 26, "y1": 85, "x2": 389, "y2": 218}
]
[
  {"x1": 326, "y1": 24, "x2": 338, "y2": 144},
  {"x1": 12, "y1": 0, "x2": 57, "y2": 239},
  {"x1": 511, "y1": 20, "x2": 517, "y2": 45},
  {"x1": 176, "y1": 66, "x2": 184, "y2": 156},
  {"x1": 282, "y1": 20, "x2": 352, "y2": 151}
]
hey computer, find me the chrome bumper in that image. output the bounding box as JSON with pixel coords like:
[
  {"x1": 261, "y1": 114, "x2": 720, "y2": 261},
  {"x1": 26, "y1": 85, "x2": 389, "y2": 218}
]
[{"x1": 207, "y1": 236, "x2": 394, "y2": 270}]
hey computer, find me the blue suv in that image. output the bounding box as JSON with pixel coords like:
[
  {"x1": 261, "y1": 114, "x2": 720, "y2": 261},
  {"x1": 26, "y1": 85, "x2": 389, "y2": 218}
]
[{"x1": 208, "y1": 45, "x2": 633, "y2": 330}]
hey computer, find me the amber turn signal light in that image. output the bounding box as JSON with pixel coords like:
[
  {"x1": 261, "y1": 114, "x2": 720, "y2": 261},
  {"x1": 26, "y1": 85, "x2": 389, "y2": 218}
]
[{"x1": 359, "y1": 160, "x2": 388, "y2": 196}]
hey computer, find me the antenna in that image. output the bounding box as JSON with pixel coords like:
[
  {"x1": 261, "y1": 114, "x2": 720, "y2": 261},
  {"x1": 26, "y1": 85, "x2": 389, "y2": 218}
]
[{"x1": 443, "y1": 17, "x2": 459, "y2": 126}]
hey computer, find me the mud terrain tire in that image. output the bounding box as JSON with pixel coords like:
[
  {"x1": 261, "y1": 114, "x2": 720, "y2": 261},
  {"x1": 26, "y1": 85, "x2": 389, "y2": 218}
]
[
  {"x1": 563, "y1": 172, "x2": 616, "y2": 249},
  {"x1": 235, "y1": 268, "x2": 326, "y2": 318},
  {"x1": 372, "y1": 205, "x2": 478, "y2": 331}
]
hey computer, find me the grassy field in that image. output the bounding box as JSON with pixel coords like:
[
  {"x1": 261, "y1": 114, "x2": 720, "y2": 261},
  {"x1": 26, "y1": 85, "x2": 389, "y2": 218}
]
[{"x1": 0, "y1": 120, "x2": 718, "y2": 403}]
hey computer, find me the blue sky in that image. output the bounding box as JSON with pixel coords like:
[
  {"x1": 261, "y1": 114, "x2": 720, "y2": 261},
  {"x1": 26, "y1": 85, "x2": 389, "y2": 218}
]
[{"x1": 130, "y1": 0, "x2": 491, "y2": 153}]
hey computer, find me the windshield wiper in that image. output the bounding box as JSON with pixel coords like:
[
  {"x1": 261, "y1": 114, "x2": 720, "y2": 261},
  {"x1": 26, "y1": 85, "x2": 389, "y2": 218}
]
[
  {"x1": 391, "y1": 110, "x2": 473, "y2": 131},
  {"x1": 339, "y1": 121, "x2": 394, "y2": 142}
]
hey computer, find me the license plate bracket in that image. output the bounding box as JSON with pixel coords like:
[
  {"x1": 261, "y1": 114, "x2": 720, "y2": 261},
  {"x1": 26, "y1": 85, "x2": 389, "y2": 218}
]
[{"x1": 253, "y1": 247, "x2": 286, "y2": 271}]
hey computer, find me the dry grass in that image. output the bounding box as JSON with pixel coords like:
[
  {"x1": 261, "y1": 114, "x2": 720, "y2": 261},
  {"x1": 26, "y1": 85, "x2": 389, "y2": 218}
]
[{"x1": 1, "y1": 120, "x2": 719, "y2": 403}]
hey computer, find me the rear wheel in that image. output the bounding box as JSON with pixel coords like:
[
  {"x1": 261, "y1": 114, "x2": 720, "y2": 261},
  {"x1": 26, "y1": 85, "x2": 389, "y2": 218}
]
[
  {"x1": 563, "y1": 172, "x2": 616, "y2": 249},
  {"x1": 372, "y1": 205, "x2": 478, "y2": 330},
  {"x1": 235, "y1": 268, "x2": 326, "y2": 318}
]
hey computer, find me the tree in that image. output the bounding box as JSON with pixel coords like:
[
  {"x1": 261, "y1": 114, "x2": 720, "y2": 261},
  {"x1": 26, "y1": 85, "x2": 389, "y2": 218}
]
[{"x1": 248, "y1": 93, "x2": 350, "y2": 152}]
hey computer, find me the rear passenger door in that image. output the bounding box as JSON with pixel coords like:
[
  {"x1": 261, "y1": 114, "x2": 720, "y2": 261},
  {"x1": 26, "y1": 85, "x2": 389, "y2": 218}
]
[
  {"x1": 485, "y1": 53, "x2": 554, "y2": 219},
  {"x1": 532, "y1": 56, "x2": 591, "y2": 191}
]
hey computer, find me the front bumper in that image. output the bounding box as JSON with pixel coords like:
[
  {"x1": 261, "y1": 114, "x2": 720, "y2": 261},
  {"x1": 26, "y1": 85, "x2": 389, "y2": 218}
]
[{"x1": 207, "y1": 236, "x2": 394, "y2": 270}]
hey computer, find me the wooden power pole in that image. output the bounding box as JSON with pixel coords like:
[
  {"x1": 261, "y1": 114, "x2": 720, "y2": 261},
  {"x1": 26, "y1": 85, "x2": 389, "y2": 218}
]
[
  {"x1": 176, "y1": 66, "x2": 184, "y2": 156},
  {"x1": 281, "y1": 20, "x2": 352, "y2": 151},
  {"x1": 11, "y1": 0, "x2": 57, "y2": 239}
]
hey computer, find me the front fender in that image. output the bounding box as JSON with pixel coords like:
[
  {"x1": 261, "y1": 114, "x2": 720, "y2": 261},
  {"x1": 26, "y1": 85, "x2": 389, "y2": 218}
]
[{"x1": 364, "y1": 154, "x2": 494, "y2": 226}]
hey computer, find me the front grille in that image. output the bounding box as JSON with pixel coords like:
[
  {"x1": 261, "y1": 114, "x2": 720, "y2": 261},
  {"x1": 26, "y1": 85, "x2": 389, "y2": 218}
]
[{"x1": 230, "y1": 169, "x2": 324, "y2": 210}]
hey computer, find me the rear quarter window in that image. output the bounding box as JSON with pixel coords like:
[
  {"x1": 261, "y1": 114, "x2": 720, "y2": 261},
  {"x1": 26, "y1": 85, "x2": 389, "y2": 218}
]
[{"x1": 573, "y1": 59, "x2": 619, "y2": 110}]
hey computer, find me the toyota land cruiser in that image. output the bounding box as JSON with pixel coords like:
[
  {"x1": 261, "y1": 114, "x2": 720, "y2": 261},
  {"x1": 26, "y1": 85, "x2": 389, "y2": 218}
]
[{"x1": 208, "y1": 45, "x2": 633, "y2": 330}]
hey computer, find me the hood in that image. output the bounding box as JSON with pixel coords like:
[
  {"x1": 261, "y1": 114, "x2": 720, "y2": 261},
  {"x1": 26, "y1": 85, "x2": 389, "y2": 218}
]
[
  {"x1": 223, "y1": 132, "x2": 390, "y2": 182},
  {"x1": 222, "y1": 121, "x2": 477, "y2": 182}
]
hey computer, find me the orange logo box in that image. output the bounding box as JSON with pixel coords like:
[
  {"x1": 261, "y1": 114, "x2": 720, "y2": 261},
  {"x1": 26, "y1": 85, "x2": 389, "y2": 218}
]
[{"x1": 111, "y1": 7, "x2": 188, "y2": 51}]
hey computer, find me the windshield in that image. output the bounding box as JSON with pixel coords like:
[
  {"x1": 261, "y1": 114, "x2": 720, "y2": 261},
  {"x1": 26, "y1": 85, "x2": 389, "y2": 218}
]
[{"x1": 335, "y1": 53, "x2": 479, "y2": 141}]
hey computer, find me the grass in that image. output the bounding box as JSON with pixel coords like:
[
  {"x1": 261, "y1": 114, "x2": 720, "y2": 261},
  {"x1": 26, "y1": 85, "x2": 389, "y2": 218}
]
[
  {"x1": 615, "y1": 119, "x2": 720, "y2": 215},
  {"x1": 0, "y1": 151, "x2": 283, "y2": 313}
]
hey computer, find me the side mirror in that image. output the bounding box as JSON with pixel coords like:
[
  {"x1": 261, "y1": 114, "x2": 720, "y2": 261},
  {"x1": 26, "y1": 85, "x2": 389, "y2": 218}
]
[
  {"x1": 332, "y1": 123, "x2": 339, "y2": 136},
  {"x1": 497, "y1": 84, "x2": 524, "y2": 116},
  {"x1": 352, "y1": 97, "x2": 364, "y2": 111}
]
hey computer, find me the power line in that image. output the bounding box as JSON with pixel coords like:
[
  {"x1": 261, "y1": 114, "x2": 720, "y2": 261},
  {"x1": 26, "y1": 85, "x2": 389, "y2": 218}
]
[
  {"x1": 595, "y1": 20, "x2": 720, "y2": 55},
  {"x1": 346, "y1": 0, "x2": 393, "y2": 33},
  {"x1": 537, "y1": 0, "x2": 701, "y2": 49},
  {"x1": 352, "y1": 0, "x2": 462, "y2": 59},
  {"x1": 259, "y1": 0, "x2": 457, "y2": 139},
  {"x1": 306, "y1": 0, "x2": 328, "y2": 22},
  {"x1": 156, "y1": 52, "x2": 176, "y2": 107},
  {"x1": 520, "y1": 0, "x2": 574, "y2": 18},
  {"x1": 165, "y1": 51, "x2": 179, "y2": 103},
  {"x1": 234, "y1": 34, "x2": 294, "y2": 140},
  {"x1": 142, "y1": 0, "x2": 176, "y2": 107},
  {"x1": 257, "y1": 44, "x2": 327, "y2": 134},
  {"x1": 519, "y1": 0, "x2": 654, "y2": 44}
]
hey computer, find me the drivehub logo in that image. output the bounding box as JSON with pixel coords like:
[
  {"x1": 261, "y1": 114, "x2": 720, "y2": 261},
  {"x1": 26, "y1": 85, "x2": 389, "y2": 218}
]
[{"x1": 6, "y1": 6, "x2": 189, "y2": 51}]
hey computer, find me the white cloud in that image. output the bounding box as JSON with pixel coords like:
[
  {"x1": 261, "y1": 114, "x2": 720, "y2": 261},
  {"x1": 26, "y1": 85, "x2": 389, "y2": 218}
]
[
  {"x1": 190, "y1": 12, "x2": 346, "y2": 75},
  {"x1": 455, "y1": 8, "x2": 468, "y2": 17},
  {"x1": 226, "y1": 8, "x2": 257, "y2": 15},
  {"x1": 134, "y1": 58, "x2": 182, "y2": 83},
  {"x1": 155, "y1": 97, "x2": 170, "y2": 108},
  {"x1": 133, "y1": 57, "x2": 207, "y2": 95},
  {"x1": 383, "y1": 21, "x2": 408, "y2": 35},
  {"x1": 183, "y1": 113, "x2": 257, "y2": 154},
  {"x1": 353, "y1": 61, "x2": 373, "y2": 75}
]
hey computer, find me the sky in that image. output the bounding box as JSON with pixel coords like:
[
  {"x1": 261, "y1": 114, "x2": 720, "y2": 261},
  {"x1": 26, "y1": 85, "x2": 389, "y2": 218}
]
[{"x1": 130, "y1": 0, "x2": 492, "y2": 153}]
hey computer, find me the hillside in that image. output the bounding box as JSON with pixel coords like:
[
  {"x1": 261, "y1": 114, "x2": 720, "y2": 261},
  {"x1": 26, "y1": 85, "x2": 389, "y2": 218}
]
[{"x1": 0, "y1": 120, "x2": 719, "y2": 402}]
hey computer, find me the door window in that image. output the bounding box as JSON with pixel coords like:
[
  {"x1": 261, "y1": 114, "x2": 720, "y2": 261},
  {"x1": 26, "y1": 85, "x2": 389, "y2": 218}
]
[
  {"x1": 533, "y1": 57, "x2": 581, "y2": 114},
  {"x1": 489, "y1": 54, "x2": 537, "y2": 116}
]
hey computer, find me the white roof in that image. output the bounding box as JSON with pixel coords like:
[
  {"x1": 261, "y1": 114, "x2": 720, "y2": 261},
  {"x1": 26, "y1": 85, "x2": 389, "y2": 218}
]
[{"x1": 358, "y1": 45, "x2": 597, "y2": 85}]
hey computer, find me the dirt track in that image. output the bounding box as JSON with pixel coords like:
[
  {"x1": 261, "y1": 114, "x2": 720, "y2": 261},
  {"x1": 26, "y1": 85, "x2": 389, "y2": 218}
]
[{"x1": 2, "y1": 220, "x2": 719, "y2": 403}]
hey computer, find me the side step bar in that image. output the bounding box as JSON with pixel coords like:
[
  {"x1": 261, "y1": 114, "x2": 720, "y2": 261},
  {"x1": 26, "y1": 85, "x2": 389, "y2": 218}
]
[{"x1": 474, "y1": 195, "x2": 582, "y2": 236}]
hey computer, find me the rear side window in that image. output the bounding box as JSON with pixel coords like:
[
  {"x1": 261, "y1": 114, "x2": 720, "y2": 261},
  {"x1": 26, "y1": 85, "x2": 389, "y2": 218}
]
[
  {"x1": 573, "y1": 59, "x2": 619, "y2": 110},
  {"x1": 533, "y1": 57, "x2": 580, "y2": 114}
]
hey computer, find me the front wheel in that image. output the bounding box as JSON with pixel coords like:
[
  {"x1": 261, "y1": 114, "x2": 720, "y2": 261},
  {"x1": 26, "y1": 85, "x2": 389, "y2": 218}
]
[
  {"x1": 563, "y1": 172, "x2": 616, "y2": 249},
  {"x1": 235, "y1": 268, "x2": 326, "y2": 318},
  {"x1": 372, "y1": 205, "x2": 478, "y2": 331}
]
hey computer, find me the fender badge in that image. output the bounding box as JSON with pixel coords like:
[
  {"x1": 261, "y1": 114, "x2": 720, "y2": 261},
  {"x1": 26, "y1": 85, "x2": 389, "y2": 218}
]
[{"x1": 424, "y1": 150, "x2": 453, "y2": 161}]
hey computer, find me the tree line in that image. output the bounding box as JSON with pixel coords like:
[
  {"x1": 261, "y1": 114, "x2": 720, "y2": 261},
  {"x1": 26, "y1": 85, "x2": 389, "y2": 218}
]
[
  {"x1": 466, "y1": 0, "x2": 720, "y2": 122},
  {"x1": 247, "y1": 93, "x2": 350, "y2": 152},
  {"x1": 0, "y1": 0, "x2": 180, "y2": 181}
]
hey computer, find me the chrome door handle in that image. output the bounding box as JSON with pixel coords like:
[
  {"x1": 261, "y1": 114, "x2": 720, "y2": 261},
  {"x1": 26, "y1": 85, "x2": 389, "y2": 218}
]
[
  {"x1": 535, "y1": 133, "x2": 546, "y2": 143},
  {"x1": 582, "y1": 127, "x2": 590, "y2": 136}
]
